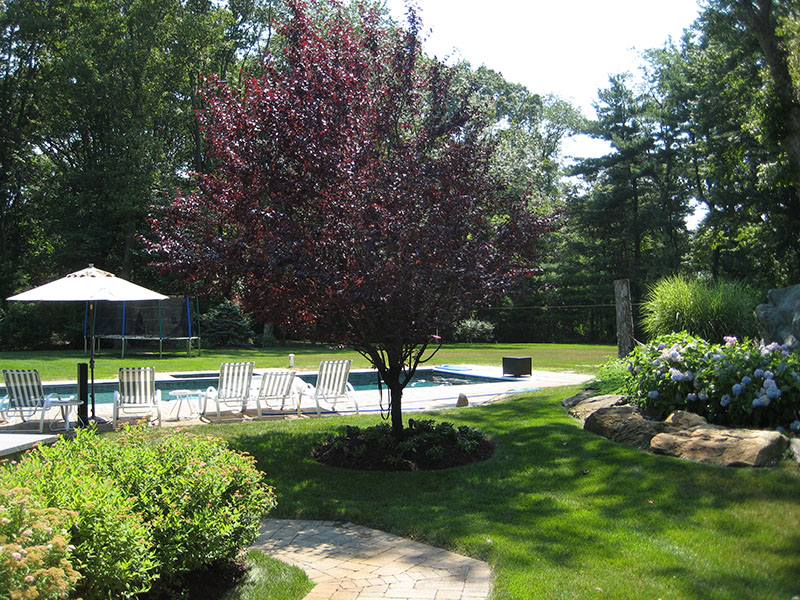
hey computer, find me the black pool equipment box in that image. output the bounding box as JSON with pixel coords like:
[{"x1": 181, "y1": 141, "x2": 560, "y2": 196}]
[{"x1": 502, "y1": 356, "x2": 532, "y2": 377}]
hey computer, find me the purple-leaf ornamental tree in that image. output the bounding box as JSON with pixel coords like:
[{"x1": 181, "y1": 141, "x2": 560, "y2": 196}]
[{"x1": 147, "y1": 0, "x2": 558, "y2": 436}]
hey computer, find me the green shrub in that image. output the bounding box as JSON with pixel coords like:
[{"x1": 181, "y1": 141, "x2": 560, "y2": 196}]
[
  {"x1": 624, "y1": 332, "x2": 800, "y2": 430},
  {"x1": 0, "y1": 487, "x2": 81, "y2": 600},
  {"x1": 1, "y1": 430, "x2": 158, "y2": 599},
  {"x1": 453, "y1": 319, "x2": 495, "y2": 343},
  {"x1": 95, "y1": 426, "x2": 276, "y2": 589},
  {"x1": 0, "y1": 302, "x2": 83, "y2": 350},
  {"x1": 0, "y1": 425, "x2": 276, "y2": 598},
  {"x1": 200, "y1": 301, "x2": 255, "y2": 348},
  {"x1": 312, "y1": 419, "x2": 494, "y2": 470},
  {"x1": 640, "y1": 275, "x2": 759, "y2": 342}
]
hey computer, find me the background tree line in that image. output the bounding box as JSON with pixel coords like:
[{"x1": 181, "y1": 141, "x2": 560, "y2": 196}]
[
  {"x1": 489, "y1": 0, "x2": 800, "y2": 344},
  {"x1": 1, "y1": 0, "x2": 797, "y2": 347}
]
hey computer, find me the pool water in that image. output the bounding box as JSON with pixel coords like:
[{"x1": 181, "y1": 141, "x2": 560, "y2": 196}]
[{"x1": 14, "y1": 368, "x2": 503, "y2": 405}]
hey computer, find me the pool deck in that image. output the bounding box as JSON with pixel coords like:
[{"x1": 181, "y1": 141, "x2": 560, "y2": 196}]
[{"x1": 0, "y1": 366, "x2": 593, "y2": 457}]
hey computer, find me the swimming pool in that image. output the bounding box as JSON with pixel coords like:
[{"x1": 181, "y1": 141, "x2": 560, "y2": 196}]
[{"x1": 5, "y1": 367, "x2": 507, "y2": 405}]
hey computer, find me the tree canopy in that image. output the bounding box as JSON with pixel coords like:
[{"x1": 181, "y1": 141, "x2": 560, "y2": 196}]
[{"x1": 147, "y1": 0, "x2": 557, "y2": 433}]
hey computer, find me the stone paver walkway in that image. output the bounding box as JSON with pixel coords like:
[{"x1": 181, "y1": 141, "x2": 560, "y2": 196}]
[{"x1": 252, "y1": 519, "x2": 492, "y2": 600}]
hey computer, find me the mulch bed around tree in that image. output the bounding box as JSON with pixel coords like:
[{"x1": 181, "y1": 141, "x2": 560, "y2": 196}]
[{"x1": 311, "y1": 420, "x2": 496, "y2": 471}]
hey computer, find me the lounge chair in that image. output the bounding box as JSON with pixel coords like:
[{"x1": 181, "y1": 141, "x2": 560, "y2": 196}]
[
  {"x1": 301, "y1": 360, "x2": 358, "y2": 416},
  {"x1": 113, "y1": 367, "x2": 162, "y2": 428},
  {"x1": 253, "y1": 370, "x2": 297, "y2": 416},
  {"x1": 203, "y1": 361, "x2": 254, "y2": 422},
  {"x1": 2, "y1": 369, "x2": 82, "y2": 432}
]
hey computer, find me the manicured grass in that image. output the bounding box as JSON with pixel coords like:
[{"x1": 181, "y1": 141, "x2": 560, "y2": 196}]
[
  {"x1": 219, "y1": 552, "x2": 313, "y2": 600},
  {"x1": 0, "y1": 343, "x2": 614, "y2": 382},
  {"x1": 197, "y1": 387, "x2": 800, "y2": 600}
]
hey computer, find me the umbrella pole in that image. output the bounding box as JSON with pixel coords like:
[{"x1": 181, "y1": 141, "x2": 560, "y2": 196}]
[
  {"x1": 88, "y1": 301, "x2": 108, "y2": 424},
  {"x1": 90, "y1": 300, "x2": 96, "y2": 419}
]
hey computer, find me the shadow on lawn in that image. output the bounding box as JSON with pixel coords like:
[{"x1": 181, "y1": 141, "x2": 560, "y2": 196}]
[{"x1": 217, "y1": 393, "x2": 800, "y2": 598}]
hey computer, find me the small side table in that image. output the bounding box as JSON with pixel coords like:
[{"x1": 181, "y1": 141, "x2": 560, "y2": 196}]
[
  {"x1": 502, "y1": 356, "x2": 532, "y2": 377},
  {"x1": 48, "y1": 397, "x2": 83, "y2": 431},
  {"x1": 168, "y1": 390, "x2": 204, "y2": 421}
]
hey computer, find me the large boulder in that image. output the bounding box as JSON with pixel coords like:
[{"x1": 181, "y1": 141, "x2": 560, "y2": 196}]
[
  {"x1": 584, "y1": 406, "x2": 670, "y2": 449},
  {"x1": 650, "y1": 427, "x2": 788, "y2": 467},
  {"x1": 790, "y1": 438, "x2": 800, "y2": 468},
  {"x1": 567, "y1": 394, "x2": 627, "y2": 422},
  {"x1": 755, "y1": 284, "x2": 800, "y2": 349},
  {"x1": 561, "y1": 389, "x2": 598, "y2": 408},
  {"x1": 663, "y1": 410, "x2": 710, "y2": 430}
]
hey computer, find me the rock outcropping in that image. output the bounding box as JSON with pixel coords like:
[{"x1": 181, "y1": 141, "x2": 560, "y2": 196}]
[
  {"x1": 755, "y1": 284, "x2": 800, "y2": 349},
  {"x1": 563, "y1": 392, "x2": 790, "y2": 468}
]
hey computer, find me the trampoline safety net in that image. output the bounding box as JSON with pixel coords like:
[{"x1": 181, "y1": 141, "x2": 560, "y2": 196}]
[{"x1": 90, "y1": 297, "x2": 200, "y2": 357}]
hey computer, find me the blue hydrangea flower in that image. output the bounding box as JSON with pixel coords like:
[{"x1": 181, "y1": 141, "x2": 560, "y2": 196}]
[
  {"x1": 754, "y1": 368, "x2": 764, "y2": 378},
  {"x1": 732, "y1": 384, "x2": 743, "y2": 396},
  {"x1": 698, "y1": 391, "x2": 708, "y2": 401},
  {"x1": 657, "y1": 343, "x2": 666, "y2": 351},
  {"x1": 670, "y1": 369, "x2": 685, "y2": 382},
  {"x1": 712, "y1": 354, "x2": 723, "y2": 361},
  {"x1": 753, "y1": 397, "x2": 763, "y2": 407},
  {"x1": 764, "y1": 370, "x2": 774, "y2": 380},
  {"x1": 687, "y1": 393, "x2": 698, "y2": 402},
  {"x1": 648, "y1": 390, "x2": 659, "y2": 400},
  {"x1": 741, "y1": 376, "x2": 752, "y2": 385},
  {"x1": 764, "y1": 342, "x2": 780, "y2": 352},
  {"x1": 766, "y1": 385, "x2": 781, "y2": 400},
  {"x1": 791, "y1": 420, "x2": 800, "y2": 432},
  {"x1": 669, "y1": 351, "x2": 681, "y2": 362},
  {"x1": 720, "y1": 395, "x2": 731, "y2": 407}
]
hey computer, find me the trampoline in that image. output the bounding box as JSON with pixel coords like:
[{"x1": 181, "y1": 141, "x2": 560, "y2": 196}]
[{"x1": 87, "y1": 297, "x2": 201, "y2": 358}]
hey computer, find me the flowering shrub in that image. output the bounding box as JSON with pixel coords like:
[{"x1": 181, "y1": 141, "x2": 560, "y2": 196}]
[
  {"x1": 1, "y1": 432, "x2": 158, "y2": 599},
  {"x1": 0, "y1": 487, "x2": 80, "y2": 600},
  {"x1": 624, "y1": 332, "x2": 800, "y2": 430},
  {"x1": 93, "y1": 425, "x2": 276, "y2": 589},
  {"x1": 0, "y1": 425, "x2": 276, "y2": 598}
]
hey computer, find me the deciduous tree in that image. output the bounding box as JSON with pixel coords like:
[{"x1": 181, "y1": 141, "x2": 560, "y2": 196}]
[{"x1": 148, "y1": 0, "x2": 556, "y2": 435}]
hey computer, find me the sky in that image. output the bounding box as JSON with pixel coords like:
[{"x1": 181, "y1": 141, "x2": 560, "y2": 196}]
[{"x1": 383, "y1": 0, "x2": 704, "y2": 159}]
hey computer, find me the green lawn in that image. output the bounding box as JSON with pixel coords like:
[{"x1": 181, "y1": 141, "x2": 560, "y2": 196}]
[
  {"x1": 0, "y1": 343, "x2": 614, "y2": 382},
  {"x1": 198, "y1": 387, "x2": 800, "y2": 600}
]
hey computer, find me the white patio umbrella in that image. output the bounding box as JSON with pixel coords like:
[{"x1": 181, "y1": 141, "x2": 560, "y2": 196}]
[{"x1": 7, "y1": 264, "x2": 168, "y2": 422}]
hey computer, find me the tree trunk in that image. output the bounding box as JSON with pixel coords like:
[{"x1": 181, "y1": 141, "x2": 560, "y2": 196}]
[{"x1": 389, "y1": 382, "x2": 404, "y2": 438}]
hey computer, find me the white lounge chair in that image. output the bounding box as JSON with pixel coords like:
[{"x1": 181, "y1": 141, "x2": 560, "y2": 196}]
[
  {"x1": 301, "y1": 360, "x2": 358, "y2": 416},
  {"x1": 203, "y1": 361, "x2": 254, "y2": 422},
  {"x1": 2, "y1": 368, "x2": 82, "y2": 432},
  {"x1": 254, "y1": 370, "x2": 297, "y2": 416},
  {"x1": 113, "y1": 367, "x2": 162, "y2": 428}
]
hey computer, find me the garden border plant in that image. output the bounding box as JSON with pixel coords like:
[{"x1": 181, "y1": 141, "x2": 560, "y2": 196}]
[
  {"x1": 623, "y1": 331, "x2": 800, "y2": 432},
  {"x1": 312, "y1": 419, "x2": 495, "y2": 471},
  {"x1": 0, "y1": 424, "x2": 276, "y2": 599}
]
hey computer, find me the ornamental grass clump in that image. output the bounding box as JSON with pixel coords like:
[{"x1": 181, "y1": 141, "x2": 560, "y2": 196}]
[
  {"x1": 624, "y1": 332, "x2": 800, "y2": 430},
  {"x1": 0, "y1": 425, "x2": 276, "y2": 599},
  {"x1": 640, "y1": 275, "x2": 759, "y2": 342}
]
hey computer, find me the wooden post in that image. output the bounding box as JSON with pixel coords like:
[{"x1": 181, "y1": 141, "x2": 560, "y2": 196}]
[{"x1": 614, "y1": 279, "x2": 635, "y2": 357}]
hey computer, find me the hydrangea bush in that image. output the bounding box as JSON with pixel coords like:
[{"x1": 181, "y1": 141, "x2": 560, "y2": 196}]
[{"x1": 624, "y1": 332, "x2": 800, "y2": 430}]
